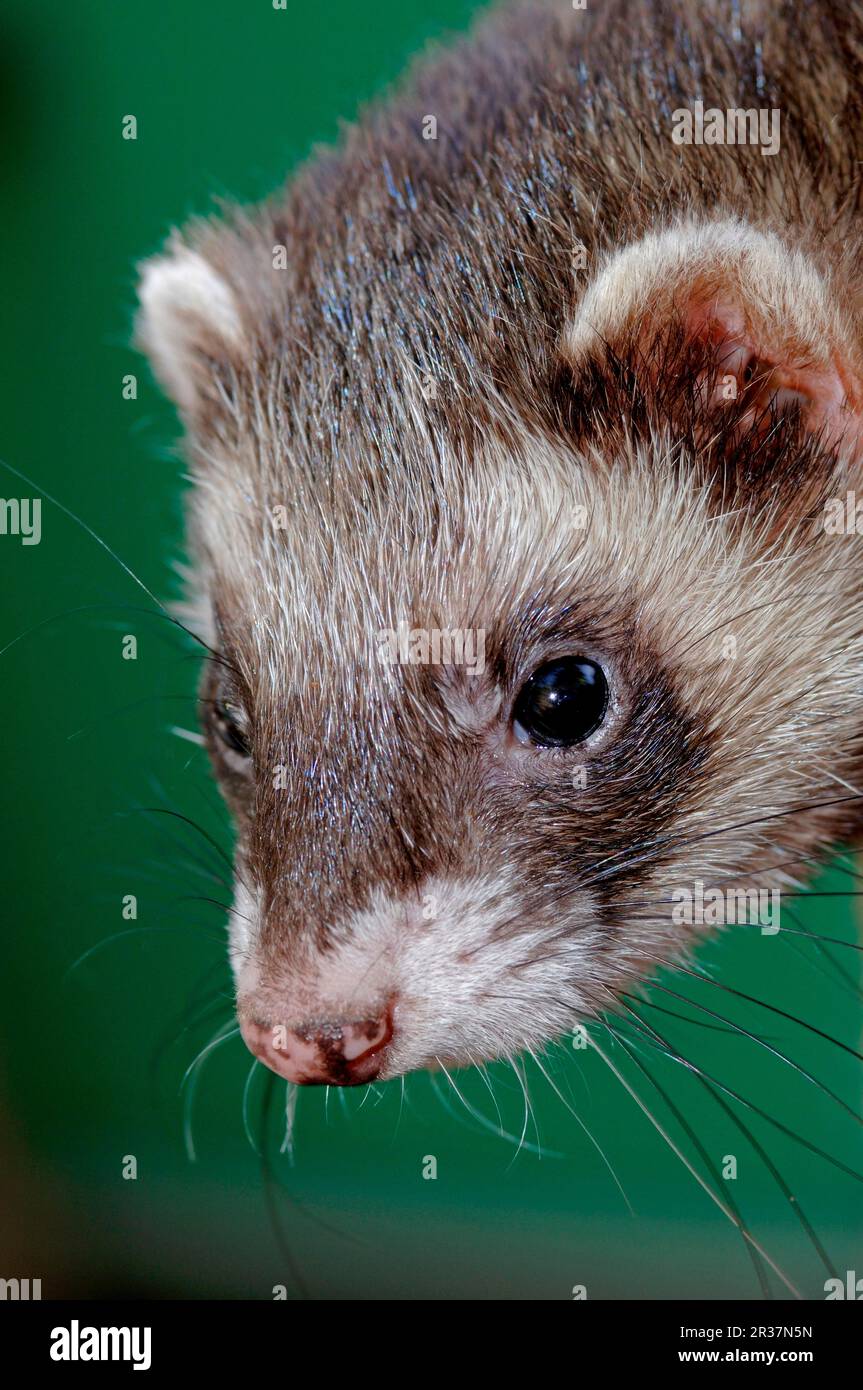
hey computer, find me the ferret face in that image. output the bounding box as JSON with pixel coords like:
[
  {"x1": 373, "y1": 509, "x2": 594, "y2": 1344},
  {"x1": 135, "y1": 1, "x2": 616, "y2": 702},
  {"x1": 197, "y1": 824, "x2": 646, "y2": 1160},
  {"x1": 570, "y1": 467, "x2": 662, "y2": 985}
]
[
  {"x1": 199, "y1": 449, "x2": 709, "y2": 1085},
  {"x1": 138, "y1": 220, "x2": 863, "y2": 1086}
]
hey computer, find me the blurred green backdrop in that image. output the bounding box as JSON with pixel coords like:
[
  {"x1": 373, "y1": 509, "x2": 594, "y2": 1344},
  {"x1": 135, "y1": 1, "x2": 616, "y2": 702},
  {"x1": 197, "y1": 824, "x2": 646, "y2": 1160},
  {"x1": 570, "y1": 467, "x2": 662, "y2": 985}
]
[{"x1": 0, "y1": 0, "x2": 860, "y2": 1300}]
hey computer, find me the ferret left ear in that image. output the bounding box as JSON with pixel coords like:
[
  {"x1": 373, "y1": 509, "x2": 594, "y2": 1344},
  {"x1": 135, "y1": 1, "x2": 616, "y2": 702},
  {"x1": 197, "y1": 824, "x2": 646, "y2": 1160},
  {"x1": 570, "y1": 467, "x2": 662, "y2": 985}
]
[
  {"x1": 563, "y1": 220, "x2": 863, "y2": 450},
  {"x1": 136, "y1": 236, "x2": 247, "y2": 418}
]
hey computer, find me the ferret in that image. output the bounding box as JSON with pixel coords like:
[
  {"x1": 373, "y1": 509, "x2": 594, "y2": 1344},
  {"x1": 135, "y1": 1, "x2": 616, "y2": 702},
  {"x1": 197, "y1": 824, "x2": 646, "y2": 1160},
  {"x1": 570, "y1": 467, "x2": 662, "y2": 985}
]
[{"x1": 136, "y1": 0, "x2": 863, "y2": 1088}]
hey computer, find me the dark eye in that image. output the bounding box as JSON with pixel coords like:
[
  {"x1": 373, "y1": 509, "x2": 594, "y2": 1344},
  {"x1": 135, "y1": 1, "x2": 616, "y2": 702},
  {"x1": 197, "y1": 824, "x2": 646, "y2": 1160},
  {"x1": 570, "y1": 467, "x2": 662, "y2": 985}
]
[
  {"x1": 512, "y1": 657, "x2": 609, "y2": 748},
  {"x1": 212, "y1": 699, "x2": 251, "y2": 760}
]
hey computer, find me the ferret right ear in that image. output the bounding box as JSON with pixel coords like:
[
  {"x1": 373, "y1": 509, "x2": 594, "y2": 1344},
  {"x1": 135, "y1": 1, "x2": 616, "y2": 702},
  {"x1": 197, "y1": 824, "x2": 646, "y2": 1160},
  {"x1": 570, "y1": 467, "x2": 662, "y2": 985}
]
[
  {"x1": 563, "y1": 221, "x2": 863, "y2": 454},
  {"x1": 136, "y1": 237, "x2": 247, "y2": 418}
]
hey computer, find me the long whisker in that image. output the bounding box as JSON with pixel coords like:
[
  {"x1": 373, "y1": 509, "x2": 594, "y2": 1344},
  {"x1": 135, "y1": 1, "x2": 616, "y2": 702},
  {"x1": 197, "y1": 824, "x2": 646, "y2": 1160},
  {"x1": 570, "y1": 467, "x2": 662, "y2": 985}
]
[
  {"x1": 64, "y1": 923, "x2": 223, "y2": 979},
  {"x1": 609, "y1": 999, "x2": 863, "y2": 1183},
  {"x1": 257, "y1": 1072, "x2": 310, "y2": 1300},
  {"x1": 0, "y1": 455, "x2": 241, "y2": 674},
  {"x1": 779, "y1": 906, "x2": 863, "y2": 1002},
  {"x1": 429, "y1": 1062, "x2": 559, "y2": 1157},
  {"x1": 126, "y1": 806, "x2": 235, "y2": 876},
  {"x1": 617, "y1": 999, "x2": 839, "y2": 1280},
  {"x1": 604, "y1": 1003, "x2": 771, "y2": 1296},
  {"x1": 280, "y1": 1083, "x2": 299, "y2": 1162},
  {"x1": 631, "y1": 980, "x2": 863, "y2": 1127},
  {"x1": 580, "y1": 793, "x2": 863, "y2": 889},
  {"x1": 646, "y1": 954, "x2": 863, "y2": 1063},
  {"x1": 527, "y1": 1045, "x2": 634, "y2": 1213},
  {"x1": 588, "y1": 1029, "x2": 803, "y2": 1299},
  {"x1": 466, "y1": 1055, "x2": 505, "y2": 1133},
  {"x1": 181, "y1": 1021, "x2": 241, "y2": 1162},
  {"x1": 242, "y1": 1060, "x2": 262, "y2": 1156},
  {"x1": 0, "y1": 455, "x2": 165, "y2": 609},
  {"x1": 505, "y1": 1055, "x2": 535, "y2": 1165}
]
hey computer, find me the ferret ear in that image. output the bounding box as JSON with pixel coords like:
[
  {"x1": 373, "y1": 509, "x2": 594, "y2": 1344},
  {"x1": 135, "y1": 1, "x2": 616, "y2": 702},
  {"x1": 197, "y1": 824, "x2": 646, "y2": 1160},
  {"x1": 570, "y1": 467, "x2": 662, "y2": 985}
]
[
  {"x1": 136, "y1": 236, "x2": 247, "y2": 418},
  {"x1": 563, "y1": 220, "x2": 863, "y2": 450}
]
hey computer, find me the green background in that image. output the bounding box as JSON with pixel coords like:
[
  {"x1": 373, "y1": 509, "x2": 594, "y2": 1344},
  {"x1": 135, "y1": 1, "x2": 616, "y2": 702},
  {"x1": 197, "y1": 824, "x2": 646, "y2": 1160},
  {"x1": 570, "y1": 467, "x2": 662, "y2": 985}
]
[{"x1": 0, "y1": 0, "x2": 860, "y2": 1300}]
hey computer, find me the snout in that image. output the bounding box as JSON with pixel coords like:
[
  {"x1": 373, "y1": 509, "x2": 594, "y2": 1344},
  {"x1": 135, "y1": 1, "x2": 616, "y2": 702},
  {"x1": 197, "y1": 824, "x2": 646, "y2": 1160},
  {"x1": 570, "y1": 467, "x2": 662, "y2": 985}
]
[{"x1": 239, "y1": 1006, "x2": 395, "y2": 1085}]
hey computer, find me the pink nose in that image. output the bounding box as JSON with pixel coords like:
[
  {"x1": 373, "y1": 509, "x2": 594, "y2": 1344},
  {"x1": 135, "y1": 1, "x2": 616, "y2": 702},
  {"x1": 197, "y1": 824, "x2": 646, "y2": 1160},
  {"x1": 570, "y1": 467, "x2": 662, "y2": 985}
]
[{"x1": 240, "y1": 1008, "x2": 394, "y2": 1085}]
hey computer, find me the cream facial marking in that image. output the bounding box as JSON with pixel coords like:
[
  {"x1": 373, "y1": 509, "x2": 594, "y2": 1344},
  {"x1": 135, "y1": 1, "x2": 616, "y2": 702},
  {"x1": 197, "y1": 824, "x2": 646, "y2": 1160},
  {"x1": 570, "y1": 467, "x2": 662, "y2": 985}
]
[{"x1": 234, "y1": 873, "x2": 604, "y2": 1083}]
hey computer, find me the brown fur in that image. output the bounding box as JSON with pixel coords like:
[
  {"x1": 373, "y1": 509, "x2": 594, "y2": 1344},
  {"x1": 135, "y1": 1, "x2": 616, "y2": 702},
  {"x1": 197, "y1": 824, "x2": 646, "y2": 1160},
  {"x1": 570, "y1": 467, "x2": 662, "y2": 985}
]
[{"x1": 137, "y1": 0, "x2": 863, "y2": 1079}]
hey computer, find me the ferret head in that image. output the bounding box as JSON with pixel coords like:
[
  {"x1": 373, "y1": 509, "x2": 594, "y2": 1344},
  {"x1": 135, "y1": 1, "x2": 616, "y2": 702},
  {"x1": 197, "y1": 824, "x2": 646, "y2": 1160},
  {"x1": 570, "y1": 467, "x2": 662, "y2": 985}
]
[{"x1": 138, "y1": 217, "x2": 863, "y2": 1086}]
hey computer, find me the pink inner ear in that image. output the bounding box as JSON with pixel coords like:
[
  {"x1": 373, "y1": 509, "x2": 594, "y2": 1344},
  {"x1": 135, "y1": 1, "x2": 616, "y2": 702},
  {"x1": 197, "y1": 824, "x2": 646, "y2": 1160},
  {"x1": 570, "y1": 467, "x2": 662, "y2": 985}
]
[{"x1": 684, "y1": 297, "x2": 862, "y2": 451}]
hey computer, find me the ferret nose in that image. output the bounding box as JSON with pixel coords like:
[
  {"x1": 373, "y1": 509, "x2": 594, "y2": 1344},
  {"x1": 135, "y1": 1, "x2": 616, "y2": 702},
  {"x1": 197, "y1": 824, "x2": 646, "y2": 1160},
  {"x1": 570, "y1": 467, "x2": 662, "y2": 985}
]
[{"x1": 239, "y1": 1008, "x2": 394, "y2": 1086}]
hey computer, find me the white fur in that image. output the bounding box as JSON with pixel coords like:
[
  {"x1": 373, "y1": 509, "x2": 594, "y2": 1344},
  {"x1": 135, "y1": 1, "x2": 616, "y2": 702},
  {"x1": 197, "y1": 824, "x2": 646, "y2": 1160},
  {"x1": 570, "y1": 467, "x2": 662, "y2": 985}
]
[
  {"x1": 137, "y1": 245, "x2": 245, "y2": 413},
  {"x1": 234, "y1": 870, "x2": 602, "y2": 1077}
]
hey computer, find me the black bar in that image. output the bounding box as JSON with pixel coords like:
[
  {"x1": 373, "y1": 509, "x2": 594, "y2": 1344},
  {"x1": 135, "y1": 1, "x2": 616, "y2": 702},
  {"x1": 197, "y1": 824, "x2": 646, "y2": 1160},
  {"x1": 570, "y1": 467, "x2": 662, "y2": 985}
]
[{"x1": 0, "y1": 1298, "x2": 859, "y2": 1373}]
